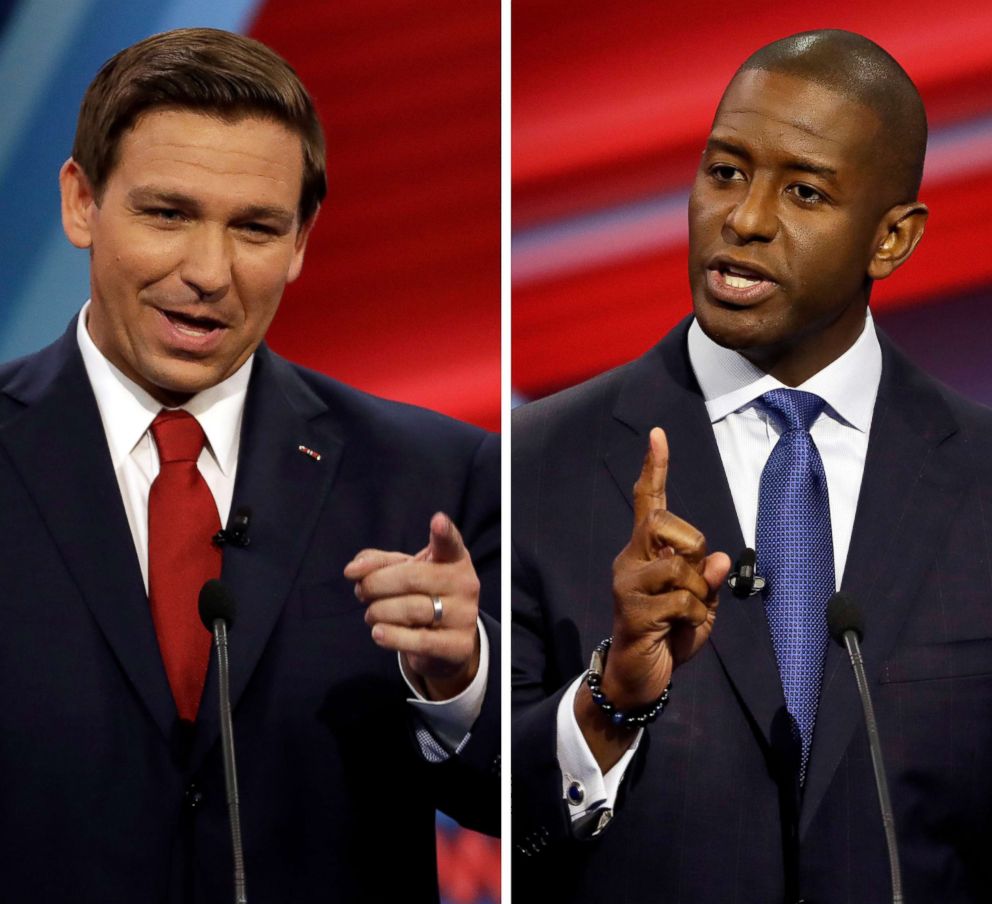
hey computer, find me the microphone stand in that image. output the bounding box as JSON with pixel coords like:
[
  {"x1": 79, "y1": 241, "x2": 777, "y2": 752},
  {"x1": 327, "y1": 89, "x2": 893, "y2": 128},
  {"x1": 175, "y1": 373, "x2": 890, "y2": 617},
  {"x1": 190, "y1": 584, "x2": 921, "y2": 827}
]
[
  {"x1": 212, "y1": 617, "x2": 248, "y2": 904},
  {"x1": 841, "y1": 629, "x2": 902, "y2": 904},
  {"x1": 829, "y1": 593, "x2": 902, "y2": 904}
]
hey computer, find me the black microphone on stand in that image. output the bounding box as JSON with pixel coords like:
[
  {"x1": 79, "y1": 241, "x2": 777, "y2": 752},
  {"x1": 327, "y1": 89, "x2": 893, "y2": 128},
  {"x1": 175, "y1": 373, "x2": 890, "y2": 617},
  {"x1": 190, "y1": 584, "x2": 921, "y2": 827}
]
[
  {"x1": 827, "y1": 592, "x2": 902, "y2": 904},
  {"x1": 199, "y1": 579, "x2": 248, "y2": 904}
]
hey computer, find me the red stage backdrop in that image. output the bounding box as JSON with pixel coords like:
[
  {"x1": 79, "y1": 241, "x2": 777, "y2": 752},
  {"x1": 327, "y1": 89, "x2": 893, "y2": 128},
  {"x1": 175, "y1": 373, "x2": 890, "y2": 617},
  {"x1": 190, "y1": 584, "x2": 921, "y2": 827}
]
[{"x1": 254, "y1": 0, "x2": 500, "y2": 431}]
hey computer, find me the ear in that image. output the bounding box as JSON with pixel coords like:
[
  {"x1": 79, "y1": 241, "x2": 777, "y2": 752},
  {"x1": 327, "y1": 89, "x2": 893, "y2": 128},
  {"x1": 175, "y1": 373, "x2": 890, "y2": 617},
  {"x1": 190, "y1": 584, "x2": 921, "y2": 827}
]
[
  {"x1": 287, "y1": 207, "x2": 319, "y2": 284},
  {"x1": 59, "y1": 158, "x2": 98, "y2": 250},
  {"x1": 868, "y1": 201, "x2": 928, "y2": 280}
]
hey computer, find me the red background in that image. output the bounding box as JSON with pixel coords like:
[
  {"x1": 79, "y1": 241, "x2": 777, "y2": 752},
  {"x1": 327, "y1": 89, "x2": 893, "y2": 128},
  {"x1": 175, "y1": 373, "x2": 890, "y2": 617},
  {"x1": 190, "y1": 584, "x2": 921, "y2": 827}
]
[{"x1": 253, "y1": 0, "x2": 501, "y2": 430}]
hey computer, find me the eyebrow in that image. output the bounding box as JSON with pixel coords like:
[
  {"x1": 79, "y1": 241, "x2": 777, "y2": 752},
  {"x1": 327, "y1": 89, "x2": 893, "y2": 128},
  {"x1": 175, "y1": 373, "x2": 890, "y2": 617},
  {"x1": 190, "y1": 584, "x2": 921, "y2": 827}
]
[
  {"x1": 127, "y1": 186, "x2": 297, "y2": 227},
  {"x1": 704, "y1": 137, "x2": 839, "y2": 184}
]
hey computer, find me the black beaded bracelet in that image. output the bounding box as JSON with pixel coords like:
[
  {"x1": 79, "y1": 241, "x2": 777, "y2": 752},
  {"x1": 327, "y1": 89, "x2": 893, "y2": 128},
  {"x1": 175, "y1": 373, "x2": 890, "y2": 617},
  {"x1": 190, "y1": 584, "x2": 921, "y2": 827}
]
[{"x1": 585, "y1": 636, "x2": 671, "y2": 728}]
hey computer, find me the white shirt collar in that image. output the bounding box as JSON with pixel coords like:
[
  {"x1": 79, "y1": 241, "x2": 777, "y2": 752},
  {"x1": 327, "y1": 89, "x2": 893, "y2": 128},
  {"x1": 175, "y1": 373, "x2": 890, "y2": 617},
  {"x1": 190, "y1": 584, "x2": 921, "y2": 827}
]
[
  {"x1": 76, "y1": 300, "x2": 253, "y2": 473},
  {"x1": 687, "y1": 311, "x2": 881, "y2": 433}
]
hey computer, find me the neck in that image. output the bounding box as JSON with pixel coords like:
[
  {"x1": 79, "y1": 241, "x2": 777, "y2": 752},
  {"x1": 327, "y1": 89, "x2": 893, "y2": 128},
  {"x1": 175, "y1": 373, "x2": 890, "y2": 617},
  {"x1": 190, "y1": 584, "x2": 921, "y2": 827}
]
[{"x1": 742, "y1": 309, "x2": 868, "y2": 387}]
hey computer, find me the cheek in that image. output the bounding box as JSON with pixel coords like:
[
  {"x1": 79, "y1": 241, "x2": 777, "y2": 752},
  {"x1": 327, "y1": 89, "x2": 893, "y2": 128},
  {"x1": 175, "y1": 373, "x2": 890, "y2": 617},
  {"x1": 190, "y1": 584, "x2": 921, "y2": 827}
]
[
  {"x1": 231, "y1": 252, "x2": 296, "y2": 321},
  {"x1": 688, "y1": 202, "x2": 729, "y2": 280},
  {"x1": 94, "y1": 231, "x2": 182, "y2": 293},
  {"x1": 789, "y1": 223, "x2": 869, "y2": 299},
  {"x1": 688, "y1": 189, "x2": 721, "y2": 239}
]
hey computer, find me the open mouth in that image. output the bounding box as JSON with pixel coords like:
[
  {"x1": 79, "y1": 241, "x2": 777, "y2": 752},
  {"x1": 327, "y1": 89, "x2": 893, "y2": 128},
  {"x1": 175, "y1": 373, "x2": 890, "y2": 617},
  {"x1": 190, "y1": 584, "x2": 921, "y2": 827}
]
[
  {"x1": 706, "y1": 261, "x2": 777, "y2": 305},
  {"x1": 154, "y1": 307, "x2": 230, "y2": 354},
  {"x1": 720, "y1": 264, "x2": 768, "y2": 289},
  {"x1": 161, "y1": 309, "x2": 226, "y2": 337}
]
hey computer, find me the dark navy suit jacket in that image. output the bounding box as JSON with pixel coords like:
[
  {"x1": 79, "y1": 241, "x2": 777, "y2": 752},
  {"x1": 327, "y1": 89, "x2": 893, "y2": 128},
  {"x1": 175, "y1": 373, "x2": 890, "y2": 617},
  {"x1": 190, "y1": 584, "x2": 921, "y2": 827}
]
[
  {"x1": 513, "y1": 318, "x2": 992, "y2": 904},
  {"x1": 0, "y1": 322, "x2": 500, "y2": 903}
]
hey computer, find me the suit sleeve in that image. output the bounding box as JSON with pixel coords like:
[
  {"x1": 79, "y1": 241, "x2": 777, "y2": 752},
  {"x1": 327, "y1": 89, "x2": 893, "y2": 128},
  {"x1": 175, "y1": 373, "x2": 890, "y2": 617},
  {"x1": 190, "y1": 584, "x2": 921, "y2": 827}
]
[
  {"x1": 511, "y1": 537, "x2": 575, "y2": 855},
  {"x1": 462, "y1": 431, "x2": 500, "y2": 621},
  {"x1": 416, "y1": 430, "x2": 500, "y2": 836},
  {"x1": 510, "y1": 391, "x2": 646, "y2": 864}
]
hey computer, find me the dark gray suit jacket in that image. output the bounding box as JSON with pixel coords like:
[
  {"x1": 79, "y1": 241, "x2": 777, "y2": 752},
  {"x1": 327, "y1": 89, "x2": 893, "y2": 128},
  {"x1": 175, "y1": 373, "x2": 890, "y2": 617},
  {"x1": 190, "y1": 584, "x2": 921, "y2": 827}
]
[{"x1": 513, "y1": 318, "x2": 992, "y2": 903}]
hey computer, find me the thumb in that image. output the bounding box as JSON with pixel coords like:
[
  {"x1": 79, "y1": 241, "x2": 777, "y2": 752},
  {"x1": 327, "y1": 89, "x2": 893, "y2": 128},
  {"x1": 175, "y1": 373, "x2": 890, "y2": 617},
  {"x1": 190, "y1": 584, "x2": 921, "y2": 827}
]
[
  {"x1": 702, "y1": 551, "x2": 732, "y2": 596},
  {"x1": 426, "y1": 512, "x2": 467, "y2": 563}
]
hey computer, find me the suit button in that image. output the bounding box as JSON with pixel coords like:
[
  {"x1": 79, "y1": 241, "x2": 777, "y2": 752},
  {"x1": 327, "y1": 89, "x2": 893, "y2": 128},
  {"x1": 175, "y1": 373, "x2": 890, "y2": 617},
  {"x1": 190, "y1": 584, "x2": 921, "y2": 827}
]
[{"x1": 185, "y1": 782, "x2": 203, "y2": 810}]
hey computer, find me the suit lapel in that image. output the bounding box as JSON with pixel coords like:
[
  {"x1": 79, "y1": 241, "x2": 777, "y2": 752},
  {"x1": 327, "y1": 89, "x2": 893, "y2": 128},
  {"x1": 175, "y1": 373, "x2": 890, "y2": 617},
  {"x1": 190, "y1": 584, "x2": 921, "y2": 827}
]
[
  {"x1": 2, "y1": 334, "x2": 348, "y2": 767},
  {"x1": 586, "y1": 322, "x2": 964, "y2": 835},
  {"x1": 0, "y1": 327, "x2": 176, "y2": 740},
  {"x1": 799, "y1": 335, "x2": 963, "y2": 836},
  {"x1": 605, "y1": 322, "x2": 786, "y2": 752},
  {"x1": 191, "y1": 345, "x2": 344, "y2": 770}
]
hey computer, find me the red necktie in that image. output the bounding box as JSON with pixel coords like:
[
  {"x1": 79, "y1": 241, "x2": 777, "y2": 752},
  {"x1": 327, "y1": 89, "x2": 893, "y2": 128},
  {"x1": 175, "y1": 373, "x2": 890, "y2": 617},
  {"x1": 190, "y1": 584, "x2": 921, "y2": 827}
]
[{"x1": 148, "y1": 410, "x2": 222, "y2": 721}]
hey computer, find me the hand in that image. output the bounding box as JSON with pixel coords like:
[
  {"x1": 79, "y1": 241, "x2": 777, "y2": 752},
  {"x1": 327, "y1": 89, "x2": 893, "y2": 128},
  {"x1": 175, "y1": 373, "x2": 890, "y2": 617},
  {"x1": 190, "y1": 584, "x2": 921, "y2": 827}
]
[
  {"x1": 575, "y1": 427, "x2": 731, "y2": 770},
  {"x1": 603, "y1": 427, "x2": 730, "y2": 709},
  {"x1": 343, "y1": 512, "x2": 481, "y2": 701},
  {"x1": 603, "y1": 427, "x2": 731, "y2": 710}
]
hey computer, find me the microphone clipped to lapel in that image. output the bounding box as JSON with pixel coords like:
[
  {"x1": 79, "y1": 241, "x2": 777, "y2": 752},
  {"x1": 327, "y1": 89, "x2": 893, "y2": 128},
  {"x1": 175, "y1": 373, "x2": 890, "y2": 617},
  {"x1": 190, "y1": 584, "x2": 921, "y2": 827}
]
[{"x1": 727, "y1": 547, "x2": 766, "y2": 598}]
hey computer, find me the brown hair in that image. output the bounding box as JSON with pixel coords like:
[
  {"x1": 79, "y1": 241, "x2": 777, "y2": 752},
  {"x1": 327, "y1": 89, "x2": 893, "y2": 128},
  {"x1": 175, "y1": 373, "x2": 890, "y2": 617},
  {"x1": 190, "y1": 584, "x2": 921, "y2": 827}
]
[{"x1": 71, "y1": 27, "x2": 326, "y2": 222}]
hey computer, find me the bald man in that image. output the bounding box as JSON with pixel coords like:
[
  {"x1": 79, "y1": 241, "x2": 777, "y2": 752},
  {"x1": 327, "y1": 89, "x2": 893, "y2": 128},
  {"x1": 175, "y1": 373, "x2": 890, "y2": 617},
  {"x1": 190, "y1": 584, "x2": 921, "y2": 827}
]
[{"x1": 513, "y1": 30, "x2": 992, "y2": 904}]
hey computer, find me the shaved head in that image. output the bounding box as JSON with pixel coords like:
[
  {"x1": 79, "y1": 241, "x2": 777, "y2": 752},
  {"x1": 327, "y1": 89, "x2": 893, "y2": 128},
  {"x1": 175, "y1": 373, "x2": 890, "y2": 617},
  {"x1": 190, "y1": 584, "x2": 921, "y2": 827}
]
[{"x1": 730, "y1": 29, "x2": 927, "y2": 203}]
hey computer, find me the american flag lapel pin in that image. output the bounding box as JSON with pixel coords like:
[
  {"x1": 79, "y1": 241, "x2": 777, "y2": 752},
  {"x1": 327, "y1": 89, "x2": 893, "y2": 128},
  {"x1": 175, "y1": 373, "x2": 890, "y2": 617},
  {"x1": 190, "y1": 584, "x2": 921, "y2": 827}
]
[{"x1": 297, "y1": 444, "x2": 322, "y2": 462}]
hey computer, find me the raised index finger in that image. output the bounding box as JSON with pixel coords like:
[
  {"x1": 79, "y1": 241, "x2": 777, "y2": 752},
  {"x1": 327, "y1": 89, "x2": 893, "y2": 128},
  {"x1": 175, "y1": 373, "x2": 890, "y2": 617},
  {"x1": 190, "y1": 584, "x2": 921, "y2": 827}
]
[{"x1": 633, "y1": 427, "x2": 669, "y2": 525}]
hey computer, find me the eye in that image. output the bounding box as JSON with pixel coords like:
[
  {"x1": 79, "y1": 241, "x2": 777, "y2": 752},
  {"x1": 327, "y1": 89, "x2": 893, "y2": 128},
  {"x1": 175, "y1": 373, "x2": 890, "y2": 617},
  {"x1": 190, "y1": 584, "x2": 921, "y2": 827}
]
[
  {"x1": 237, "y1": 222, "x2": 279, "y2": 242},
  {"x1": 788, "y1": 183, "x2": 825, "y2": 205},
  {"x1": 146, "y1": 207, "x2": 187, "y2": 223},
  {"x1": 709, "y1": 164, "x2": 745, "y2": 183}
]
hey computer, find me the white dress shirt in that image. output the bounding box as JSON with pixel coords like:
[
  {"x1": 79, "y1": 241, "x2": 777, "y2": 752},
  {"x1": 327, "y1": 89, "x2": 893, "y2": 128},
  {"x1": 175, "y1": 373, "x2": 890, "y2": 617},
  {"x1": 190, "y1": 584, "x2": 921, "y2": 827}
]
[
  {"x1": 557, "y1": 313, "x2": 882, "y2": 831},
  {"x1": 75, "y1": 302, "x2": 485, "y2": 751},
  {"x1": 76, "y1": 304, "x2": 250, "y2": 591}
]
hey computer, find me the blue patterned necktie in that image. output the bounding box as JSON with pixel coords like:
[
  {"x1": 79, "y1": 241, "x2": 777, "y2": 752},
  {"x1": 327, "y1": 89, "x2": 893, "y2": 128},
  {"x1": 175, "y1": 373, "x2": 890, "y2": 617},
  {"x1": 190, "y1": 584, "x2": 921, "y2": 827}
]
[{"x1": 756, "y1": 389, "x2": 835, "y2": 784}]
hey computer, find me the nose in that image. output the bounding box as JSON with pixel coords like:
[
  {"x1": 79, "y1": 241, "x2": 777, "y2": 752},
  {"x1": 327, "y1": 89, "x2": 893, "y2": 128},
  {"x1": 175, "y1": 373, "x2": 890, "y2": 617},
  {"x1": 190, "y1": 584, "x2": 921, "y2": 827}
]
[
  {"x1": 723, "y1": 178, "x2": 778, "y2": 244},
  {"x1": 180, "y1": 226, "x2": 232, "y2": 298}
]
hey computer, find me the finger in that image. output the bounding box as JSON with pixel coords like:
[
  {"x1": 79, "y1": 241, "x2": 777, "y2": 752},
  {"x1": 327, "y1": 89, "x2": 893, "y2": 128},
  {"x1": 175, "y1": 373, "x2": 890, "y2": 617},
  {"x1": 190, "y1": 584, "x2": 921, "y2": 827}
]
[
  {"x1": 619, "y1": 553, "x2": 711, "y2": 601},
  {"x1": 370, "y1": 622, "x2": 475, "y2": 664},
  {"x1": 356, "y1": 559, "x2": 464, "y2": 600},
  {"x1": 648, "y1": 588, "x2": 712, "y2": 629},
  {"x1": 633, "y1": 427, "x2": 669, "y2": 524},
  {"x1": 702, "y1": 551, "x2": 733, "y2": 597},
  {"x1": 635, "y1": 507, "x2": 707, "y2": 566},
  {"x1": 425, "y1": 512, "x2": 468, "y2": 564},
  {"x1": 343, "y1": 549, "x2": 412, "y2": 579},
  {"x1": 364, "y1": 594, "x2": 437, "y2": 628}
]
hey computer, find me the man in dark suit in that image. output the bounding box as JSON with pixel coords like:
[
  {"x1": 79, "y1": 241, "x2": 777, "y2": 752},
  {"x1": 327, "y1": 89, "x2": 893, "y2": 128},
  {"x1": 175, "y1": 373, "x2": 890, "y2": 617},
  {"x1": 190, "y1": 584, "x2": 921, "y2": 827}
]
[
  {"x1": 513, "y1": 29, "x2": 992, "y2": 903},
  {"x1": 0, "y1": 28, "x2": 498, "y2": 902}
]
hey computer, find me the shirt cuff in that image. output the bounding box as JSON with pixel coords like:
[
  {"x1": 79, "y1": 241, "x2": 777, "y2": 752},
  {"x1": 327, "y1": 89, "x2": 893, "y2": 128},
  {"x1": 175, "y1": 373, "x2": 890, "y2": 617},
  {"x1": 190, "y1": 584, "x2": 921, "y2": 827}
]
[
  {"x1": 556, "y1": 674, "x2": 642, "y2": 836},
  {"x1": 400, "y1": 617, "x2": 489, "y2": 753}
]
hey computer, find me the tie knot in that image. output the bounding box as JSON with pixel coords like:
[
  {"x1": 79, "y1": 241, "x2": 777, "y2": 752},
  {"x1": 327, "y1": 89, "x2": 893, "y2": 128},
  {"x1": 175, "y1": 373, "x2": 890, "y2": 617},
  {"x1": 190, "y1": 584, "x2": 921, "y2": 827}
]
[
  {"x1": 760, "y1": 389, "x2": 826, "y2": 434},
  {"x1": 150, "y1": 410, "x2": 207, "y2": 464}
]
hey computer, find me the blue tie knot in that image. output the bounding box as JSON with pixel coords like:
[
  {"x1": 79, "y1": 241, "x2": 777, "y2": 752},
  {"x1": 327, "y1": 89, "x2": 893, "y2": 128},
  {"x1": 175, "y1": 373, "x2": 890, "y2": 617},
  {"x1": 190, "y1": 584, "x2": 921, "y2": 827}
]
[{"x1": 760, "y1": 389, "x2": 826, "y2": 434}]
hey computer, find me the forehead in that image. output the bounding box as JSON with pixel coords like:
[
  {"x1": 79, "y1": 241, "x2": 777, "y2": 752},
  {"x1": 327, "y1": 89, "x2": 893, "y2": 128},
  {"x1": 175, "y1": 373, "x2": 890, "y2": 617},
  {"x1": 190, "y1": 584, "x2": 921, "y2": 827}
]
[
  {"x1": 109, "y1": 108, "x2": 304, "y2": 209},
  {"x1": 711, "y1": 69, "x2": 881, "y2": 174}
]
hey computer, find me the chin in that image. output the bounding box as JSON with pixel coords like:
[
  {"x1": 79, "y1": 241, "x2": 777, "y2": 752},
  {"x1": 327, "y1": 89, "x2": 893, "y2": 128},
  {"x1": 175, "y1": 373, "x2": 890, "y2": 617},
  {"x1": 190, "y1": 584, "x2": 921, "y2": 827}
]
[
  {"x1": 692, "y1": 298, "x2": 770, "y2": 352},
  {"x1": 143, "y1": 363, "x2": 222, "y2": 404}
]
